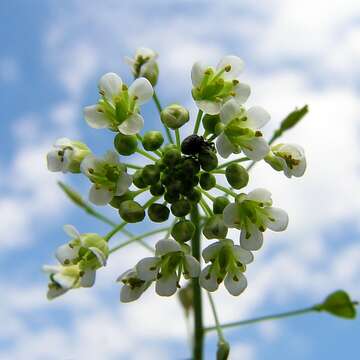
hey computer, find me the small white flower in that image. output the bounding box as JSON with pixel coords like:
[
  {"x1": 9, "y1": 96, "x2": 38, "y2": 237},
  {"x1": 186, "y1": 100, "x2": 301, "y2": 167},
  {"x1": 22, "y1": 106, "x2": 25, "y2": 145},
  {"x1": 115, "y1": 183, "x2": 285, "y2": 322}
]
[
  {"x1": 265, "y1": 143, "x2": 306, "y2": 178},
  {"x1": 135, "y1": 239, "x2": 200, "y2": 298},
  {"x1": 223, "y1": 188, "x2": 289, "y2": 251},
  {"x1": 46, "y1": 138, "x2": 91, "y2": 173},
  {"x1": 84, "y1": 72, "x2": 153, "y2": 135},
  {"x1": 81, "y1": 151, "x2": 132, "y2": 205},
  {"x1": 117, "y1": 269, "x2": 152, "y2": 303},
  {"x1": 199, "y1": 239, "x2": 252, "y2": 296},
  {"x1": 191, "y1": 55, "x2": 250, "y2": 115},
  {"x1": 216, "y1": 99, "x2": 270, "y2": 160}
]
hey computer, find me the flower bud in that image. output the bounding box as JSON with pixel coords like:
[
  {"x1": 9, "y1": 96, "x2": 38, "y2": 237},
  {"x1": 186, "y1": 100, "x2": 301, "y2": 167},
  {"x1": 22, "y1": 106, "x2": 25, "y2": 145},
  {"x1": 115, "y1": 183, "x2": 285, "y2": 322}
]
[
  {"x1": 114, "y1": 133, "x2": 138, "y2": 156},
  {"x1": 203, "y1": 215, "x2": 228, "y2": 239},
  {"x1": 171, "y1": 199, "x2": 191, "y2": 217},
  {"x1": 142, "y1": 164, "x2": 161, "y2": 185},
  {"x1": 110, "y1": 191, "x2": 134, "y2": 209},
  {"x1": 213, "y1": 196, "x2": 230, "y2": 214},
  {"x1": 202, "y1": 114, "x2": 220, "y2": 134},
  {"x1": 225, "y1": 163, "x2": 249, "y2": 189},
  {"x1": 186, "y1": 188, "x2": 202, "y2": 203},
  {"x1": 148, "y1": 203, "x2": 170, "y2": 223},
  {"x1": 142, "y1": 131, "x2": 164, "y2": 151},
  {"x1": 150, "y1": 182, "x2": 165, "y2": 196},
  {"x1": 118, "y1": 200, "x2": 145, "y2": 223},
  {"x1": 317, "y1": 290, "x2": 357, "y2": 319},
  {"x1": 162, "y1": 148, "x2": 182, "y2": 166},
  {"x1": 200, "y1": 172, "x2": 216, "y2": 190},
  {"x1": 132, "y1": 169, "x2": 148, "y2": 189},
  {"x1": 217, "y1": 340, "x2": 230, "y2": 360},
  {"x1": 161, "y1": 104, "x2": 190, "y2": 129},
  {"x1": 171, "y1": 220, "x2": 195, "y2": 243},
  {"x1": 181, "y1": 157, "x2": 201, "y2": 176},
  {"x1": 199, "y1": 150, "x2": 218, "y2": 171},
  {"x1": 164, "y1": 190, "x2": 180, "y2": 204}
]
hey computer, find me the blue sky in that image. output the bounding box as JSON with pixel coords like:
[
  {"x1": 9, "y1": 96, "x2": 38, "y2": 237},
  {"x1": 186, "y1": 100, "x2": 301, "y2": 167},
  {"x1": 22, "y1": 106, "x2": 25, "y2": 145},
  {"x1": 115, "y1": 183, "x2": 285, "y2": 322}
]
[{"x1": 1, "y1": 0, "x2": 360, "y2": 359}]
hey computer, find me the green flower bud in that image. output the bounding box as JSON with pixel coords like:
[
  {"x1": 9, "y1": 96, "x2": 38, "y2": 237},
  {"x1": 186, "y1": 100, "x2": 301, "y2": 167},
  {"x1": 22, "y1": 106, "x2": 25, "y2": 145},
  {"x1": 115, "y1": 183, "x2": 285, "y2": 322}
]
[
  {"x1": 217, "y1": 340, "x2": 230, "y2": 360},
  {"x1": 225, "y1": 163, "x2": 249, "y2": 189},
  {"x1": 118, "y1": 200, "x2": 145, "y2": 223},
  {"x1": 110, "y1": 191, "x2": 134, "y2": 209},
  {"x1": 164, "y1": 190, "x2": 180, "y2": 204},
  {"x1": 203, "y1": 215, "x2": 228, "y2": 239},
  {"x1": 171, "y1": 220, "x2": 195, "y2": 243},
  {"x1": 181, "y1": 157, "x2": 200, "y2": 176},
  {"x1": 142, "y1": 62, "x2": 159, "y2": 86},
  {"x1": 162, "y1": 148, "x2": 182, "y2": 166},
  {"x1": 202, "y1": 114, "x2": 221, "y2": 134},
  {"x1": 316, "y1": 290, "x2": 357, "y2": 319},
  {"x1": 186, "y1": 188, "x2": 202, "y2": 203},
  {"x1": 150, "y1": 182, "x2": 165, "y2": 196},
  {"x1": 199, "y1": 150, "x2": 218, "y2": 172},
  {"x1": 132, "y1": 169, "x2": 147, "y2": 189},
  {"x1": 148, "y1": 203, "x2": 170, "y2": 223},
  {"x1": 171, "y1": 199, "x2": 191, "y2": 217},
  {"x1": 200, "y1": 172, "x2": 216, "y2": 190},
  {"x1": 142, "y1": 131, "x2": 164, "y2": 151},
  {"x1": 161, "y1": 104, "x2": 190, "y2": 129},
  {"x1": 167, "y1": 179, "x2": 183, "y2": 194},
  {"x1": 114, "y1": 133, "x2": 138, "y2": 156},
  {"x1": 142, "y1": 164, "x2": 161, "y2": 185},
  {"x1": 155, "y1": 158, "x2": 167, "y2": 171},
  {"x1": 213, "y1": 196, "x2": 230, "y2": 214}
]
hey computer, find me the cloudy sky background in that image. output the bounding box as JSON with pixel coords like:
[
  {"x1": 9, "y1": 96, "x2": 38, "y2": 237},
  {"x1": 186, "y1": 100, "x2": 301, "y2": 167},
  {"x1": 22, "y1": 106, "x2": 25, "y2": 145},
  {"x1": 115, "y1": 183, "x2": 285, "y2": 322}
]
[{"x1": 1, "y1": 0, "x2": 360, "y2": 359}]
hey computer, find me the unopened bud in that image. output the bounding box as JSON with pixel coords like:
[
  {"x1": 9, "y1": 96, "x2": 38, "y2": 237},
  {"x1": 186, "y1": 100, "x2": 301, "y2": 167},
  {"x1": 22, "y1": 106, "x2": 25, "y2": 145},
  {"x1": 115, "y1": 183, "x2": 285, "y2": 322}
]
[
  {"x1": 203, "y1": 215, "x2": 228, "y2": 239},
  {"x1": 217, "y1": 340, "x2": 230, "y2": 360},
  {"x1": 161, "y1": 104, "x2": 190, "y2": 130},
  {"x1": 200, "y1": 172, "x2": 216, "y2": 190},
  {"x1": 171, "y1": 199, "x2": 191, "y2": 217},
  {"x1": 213, "y1": 196, "x2": 230, "y2": 214},
  {"x1": 148, "y1": 203, "x2": 170, "y2": 223},
  {"x1": 142, "y1": 131, "x2": 164, "y2": 151},
  {"x1": 171, "y1": 220, "x2": 195, "y2": 243},
  {"x1": 199, "y1": 150, "x2": 218, "y2": 172},
  {"x1": 142, "y1": 164, "x2": 161, "y2": 185},
  {"x1": 225, "y1": 163, "x2": 249, "y2": 189},
  {"x1": 202, "y1": 114, "x2": 221, "y2": 134},
  {"x1": 118, "y1": 200, "x2": 145, "y2": 223},
  {"x1": 114, "y1": 133, "x2": 138, "y2": 156}
]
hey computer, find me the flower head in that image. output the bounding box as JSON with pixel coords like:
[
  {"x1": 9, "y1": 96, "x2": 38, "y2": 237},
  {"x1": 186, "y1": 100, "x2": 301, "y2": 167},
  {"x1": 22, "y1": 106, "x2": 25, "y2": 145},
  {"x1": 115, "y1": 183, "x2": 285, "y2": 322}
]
[
  {"x1": 47, "y1": 138, "x2": 91, "y2": 173},
  {"x1": 199, "y1": 239, "x2": 253, "y2": 296},
  {"x1": 191, "y1": 55, "x2": 250, "y2": 115},
  {"x1": 81, "y1": 151, "x2": 132, "y2": 205},
  {"x1": 84, "y1": 72, "x2": 153, "y2": 135},
  {"x1": 223, "y1": 188, "x2": 289, "y2": 251},
  {"x1": 216, "y1": 99, "x2": 270, "y2": 160},
  {"x1": 265, "y1": 143, "x2": 306, "y2": 178}
]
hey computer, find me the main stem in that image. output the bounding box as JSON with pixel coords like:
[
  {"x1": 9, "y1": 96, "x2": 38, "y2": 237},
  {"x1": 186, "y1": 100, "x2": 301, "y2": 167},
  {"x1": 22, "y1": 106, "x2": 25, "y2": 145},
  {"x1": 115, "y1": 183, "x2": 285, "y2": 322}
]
[{"x1": 191, "y1": 205, "x2": 204, "y2": 360}]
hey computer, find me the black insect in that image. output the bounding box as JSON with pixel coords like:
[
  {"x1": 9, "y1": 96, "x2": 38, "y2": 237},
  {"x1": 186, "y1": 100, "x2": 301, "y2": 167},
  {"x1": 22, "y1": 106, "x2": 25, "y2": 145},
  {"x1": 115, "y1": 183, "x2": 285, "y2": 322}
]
[{"x1": 181, "y1": 135, "x2": 216, "y2": 156}]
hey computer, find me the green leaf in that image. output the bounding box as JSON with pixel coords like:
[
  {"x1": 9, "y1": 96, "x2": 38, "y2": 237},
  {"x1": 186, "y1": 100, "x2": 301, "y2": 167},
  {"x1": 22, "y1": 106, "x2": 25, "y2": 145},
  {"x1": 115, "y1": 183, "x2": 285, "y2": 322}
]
[{"x1": 318, "y1": 290, "x2": 357, "y2": 319}]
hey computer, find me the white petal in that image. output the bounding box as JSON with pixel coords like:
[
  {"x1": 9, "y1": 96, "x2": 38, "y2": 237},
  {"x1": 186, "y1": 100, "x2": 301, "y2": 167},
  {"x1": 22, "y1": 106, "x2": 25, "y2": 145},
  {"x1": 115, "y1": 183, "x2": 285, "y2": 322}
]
[
  {"x1": 88, "y1": 247, "x2": 107, "y2": 266},
  {"x1": 136, "y1": 257, "x2": 160, "y2": 281},
  {"x1": 55, "y1": 244, "x2": 78, "y2": 265},
  {"x1": 199, "y1": 265, "x2": 219, "y2": 292},
  {"x1": 216, "y1": 133, "x2": 237, "y2": 159},
  {"x1": 99, "y1": 72, "x2": 122, "y2": 99},
  {"x1": 191, "y1": 61, "x2": 206, "y2": 87},
  {"x1": 290, "y1": 157, "x2": 306, "y2": 177},
  {"x1": 155, "y1": 239, "x2": 181, "y2": 256},
  {"x1": 242, "y1": 137, "x2": 270, "y2": 161},
  {"x1": 240, "y1": 225, "x2": 264, "y2": 251},
  {"x1": 124, "y1": 56, "x2": 135, "y2": 68},
  {"x1": 246, "y1": 106, "x2": 270, "y2": 129},
  {"x1": 63, "y1": 224, "x2": 81, "y2": 239},
  {"x1": 47, "y1": 287, "x2": 68, "y2": 300},
  {"x1": 196, "y1": 100, "x2": 221, "y2": 115},
  {"x1": 118, "y1": 113, "x2": 144, "y2": 135},
  {"x1": 80, "y1": 269, "x2": 96, "y2": 287},
  {"x1": 265, "y1": 207, "x2": 289, "y2": 232},
  {"x1": 120, "y1": 284, "x2": 146, "y2": 303},
  {"x1": 128, "y1": 77, "x2": 153, "y2": 105},
  {"x1": 202, "y1": 242, "x2": 224, "y2": 262},
  {"x1": 53, "y1": 273, "x2": 76, "y2": 289},
  {"x1": 136, "y1": 47, "x2": 157, "y2": 59},
  {"x1": 80, "y1": 154, "x2": 98, "y2": 175},
  {"x1": 116, "y1": 173, "x2": 133, "y2": 196},
  {"x1": 116, "y1": 268, "x2": 135, "y2": 282},
  {"x1": 54, "y1": 137, "x2": 72, "y2": 147},
  {"x1": 183, "y1": 255, "x2": 200, "y2": 277},
  {"x1": 42, "y1": 265, "x2": 61, "y2": 274},
  {"x1": 155, "y1": 273, "x2": 178, "y2": 296},
  {"x1": 223, "y1": 203, "x2": 241, "y2": 228},
  {"x1": 224, "y1": 271, "x2": 247, "y2": 296},
  {"x1": 233, "y1": 245, "x2": 253, "y2": 264},
  {"x1": 104, "y1": 150, "x2": 119, "y2": 164},
  {"x1": 233, "y1": 83, "x2": 251, "y2": 104},
  {"x1": 216, "y1": 55, "x2": 244, "y2": 80},
  {"x1": 220, "y1": 99, "x2": 240, "y2": 124},
  {"x1": 247, "y1": 188, "x2": 272, "y2": 204},
  {"x1": 46, "y1": 150, "x2": 63, "y2": 172},
  {"x1": 84, "y1": 105, "x2": 109, "y2": 129},
  {"x1": 89, "y1": 185, "x2": 113, "y2": 206}
]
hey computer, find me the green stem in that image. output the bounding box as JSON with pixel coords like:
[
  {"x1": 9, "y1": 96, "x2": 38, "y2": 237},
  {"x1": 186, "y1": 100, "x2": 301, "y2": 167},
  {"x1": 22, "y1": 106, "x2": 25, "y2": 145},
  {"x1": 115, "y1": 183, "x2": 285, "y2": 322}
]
[
  {"x1": 210, "y1": 169, "x2": 226, "y2": 175},
  {"x1": 136, "y1": 148, "x2": 158, "y2": 162},
  {"x1": 205, "y1": 306, "x2": 317, "y2": 332},
  {"x1": 191, "y1": 205, "x2": 204, "y2": 360},
  {"x1": 104, "y1": 222, "x2": 127, "y2": 242},
  {"x1": 193, "y1": 110, "x2": 203, "y2": 135},
  {"x1": 214, "y1": 184, "x2": 237, "y2": 198},
  {"x1": 198, "y1": 188, "x2": 215, "y2": 202},
  {"x1": 109, "y1": 226, "x2": 170, "y2": 254},
  {"x1": 153, "y1": 91, "x2": 174, "y2": 144},
  {"x1": 207, "y1": 133, "x2": 218, "y2": 142},
  {"x1": 123, "y1": 163, "x2": 142, "y2": 170},
  {"x1": 246, "y1": 161, "x2": 256, "y2": 172},
  {"x1": 175, "y1": 129, "x2": 181, "y2": 149},
  {"x1": 199, "y1": 198, "x2": 213, "y2": 217},
  {"x1": 217, "y1": 157, "x2": 249, "y2": 170},
  {"x1": 207, "y1": 292, "x2": 225, "y2": 342}
]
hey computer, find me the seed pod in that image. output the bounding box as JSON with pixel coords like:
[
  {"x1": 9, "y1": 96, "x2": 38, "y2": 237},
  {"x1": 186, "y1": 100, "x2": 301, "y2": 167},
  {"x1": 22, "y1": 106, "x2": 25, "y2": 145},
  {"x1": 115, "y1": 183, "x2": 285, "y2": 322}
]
[
  {"x1": 114, "y1": 133, "x2": 138, "y2": 156},
  {"x1": 200, "y1": 172, "x2": 216, "y2": 190},
  {"x1": 171, "y1": 220, "x2": 195, "y2": 243},
  {"x1": 148, "y1": 203, "x2": 170, "y2": 223},
  {"x1": 199, "y1": 150, "x2": 218, "y2": 172},
  {"x1": 132, "y1": 169, "x2": 147, "y2": 189},
  {"x1": 118, "y1": 200, "x2": 145, "y2": 223},
  {"x1": 225, "y1": 163, "x2": 249, "y2": 189},
  {"x1": 142, "y1": 164, "x2": 161, "y2": 185},
  {"x1": 213, "y1": 196, "x2": 230, "y2": 214},
  {"x1": 161, "y1": 104, "x2": 190, "y2": 129},
  {"x1": 171, "y1": 199, "x2": 191, "y2": 217},
  {"x1": 142, "y1": 131, "x2": 164, "y2": 151},
  {"x1": 203, "y1": 215, "x2": 228, "y2": 239}
]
